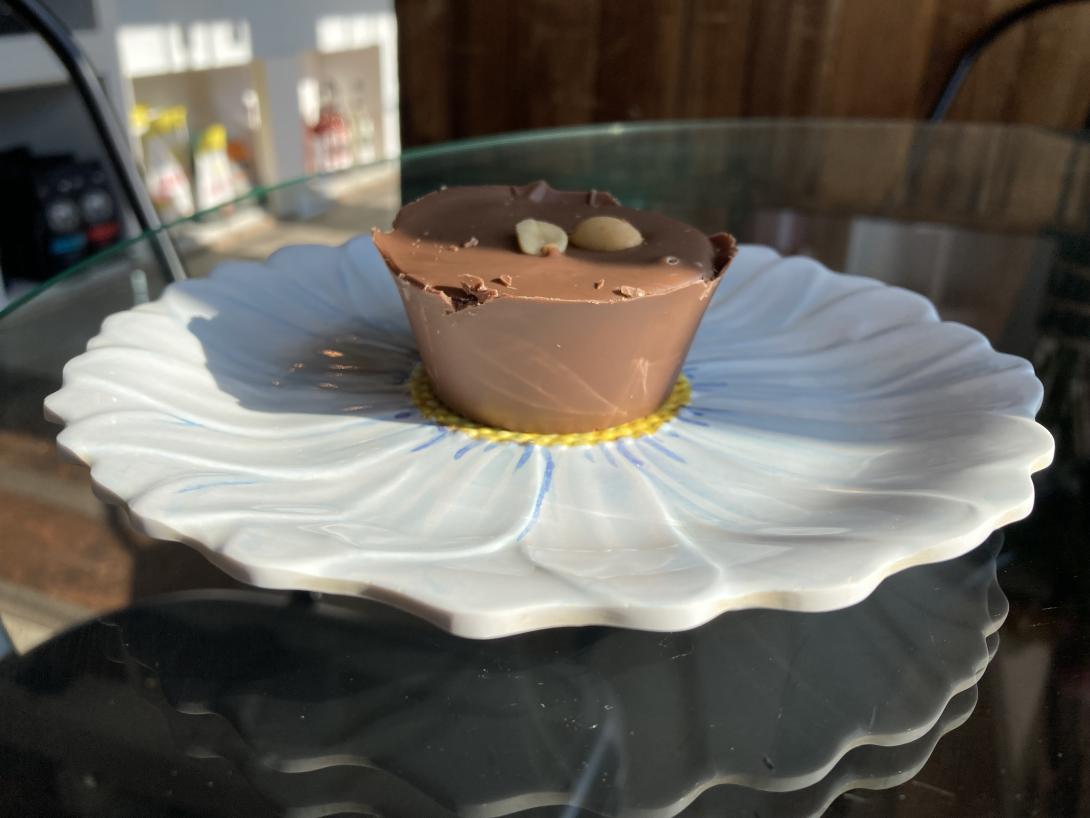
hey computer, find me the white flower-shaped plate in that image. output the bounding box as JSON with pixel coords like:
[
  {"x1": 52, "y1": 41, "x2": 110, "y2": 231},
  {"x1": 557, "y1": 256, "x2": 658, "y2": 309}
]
[{"x1": 45, "y1": 239, "x2": 1054, "y2": 637}]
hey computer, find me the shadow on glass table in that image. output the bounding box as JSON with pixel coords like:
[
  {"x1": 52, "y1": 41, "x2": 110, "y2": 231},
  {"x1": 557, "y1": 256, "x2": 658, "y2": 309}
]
[{"x1": 0, "y1": 536, "x2": 1004, "y2": 817}]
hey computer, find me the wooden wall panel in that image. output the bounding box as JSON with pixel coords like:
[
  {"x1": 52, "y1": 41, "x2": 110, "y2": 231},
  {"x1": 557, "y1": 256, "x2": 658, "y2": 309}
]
[
  {"x1": 918, "y1": 0, "x2": 1021, "y2": 121},
  {"x1": 514, "y1": 0, "x2": 604, "y2": 128},
  {"x1": 1003, "y1": 4, "x2": 1090, "y2": 127},
  {"x1": 595, "y1": 0, "x2": 686, "y2": 121},
  {"x1": 395, "y1": 0, "x2": 1090, "y2": 147},
  {"x1": 450, "y1": 0, "x2": 517, "y2": 137},
  {"x1": 677, "y1": 0, "x2": 753, "y2": 118},
  {"x1": 742, "y1": 0, "x2": 838, "y2": 118},
  {"x1": 942, "y1": 0, "x2": 1045, "y2": 122},
  {"x1": 818, "y1": 0, "x2": 939, "y2": 118},
  {"x1": 397, "y1": 0, "x2": 453, "y2": 145}
]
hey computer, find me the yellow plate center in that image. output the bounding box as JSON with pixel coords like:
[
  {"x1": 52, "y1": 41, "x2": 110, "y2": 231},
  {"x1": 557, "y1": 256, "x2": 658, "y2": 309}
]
[{"x1": 409, "y1": 365, "x2": 691, "y2": 447}]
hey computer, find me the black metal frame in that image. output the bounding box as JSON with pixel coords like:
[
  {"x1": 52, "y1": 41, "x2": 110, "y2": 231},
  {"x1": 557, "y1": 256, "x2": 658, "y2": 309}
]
[
  {"x1": 5, "y1": 0, "x2": 187, "y2": 281},
  {"x1": 929, "y1": 0, "x2": 1090, "y2": 128}
]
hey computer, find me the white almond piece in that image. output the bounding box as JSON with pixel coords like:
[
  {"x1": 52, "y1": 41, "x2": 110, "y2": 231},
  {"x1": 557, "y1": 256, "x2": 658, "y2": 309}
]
[
  {"x1": 515, "y1": 219, "x2": 568, "y2": 256},
  {"x1": 570, "y1": 216, "x2": 643, "y2": 251}
]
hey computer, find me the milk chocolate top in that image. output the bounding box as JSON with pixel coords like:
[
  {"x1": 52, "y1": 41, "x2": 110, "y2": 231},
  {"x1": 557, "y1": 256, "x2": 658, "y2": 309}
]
[{"x1": 373, "y1": 181, "x2": 736, "y2": 307}]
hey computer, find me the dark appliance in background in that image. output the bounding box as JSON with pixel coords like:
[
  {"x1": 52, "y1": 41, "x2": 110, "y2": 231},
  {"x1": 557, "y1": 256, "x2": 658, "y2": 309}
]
[
  {"x1": 0, "y1": 0, "x2": 96, "y2": 36},
  {"x1": 0, "y1": 148, "x2": 122, "y2": 284}
]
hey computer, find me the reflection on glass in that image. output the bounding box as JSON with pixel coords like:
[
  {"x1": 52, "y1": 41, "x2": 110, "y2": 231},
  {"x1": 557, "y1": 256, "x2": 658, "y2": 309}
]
[{"x1": 58, "y1": 536, "x2": 1005, "y2": 817}]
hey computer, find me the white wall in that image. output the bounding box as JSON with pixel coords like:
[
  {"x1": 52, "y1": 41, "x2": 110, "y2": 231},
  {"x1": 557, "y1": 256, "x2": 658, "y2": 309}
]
[
  {"x1": 111, "y1": 0, "x2": 400, "y2": 175},
  {"x1": 0, "y1": 0, "x2": 399, "y2": 208}
]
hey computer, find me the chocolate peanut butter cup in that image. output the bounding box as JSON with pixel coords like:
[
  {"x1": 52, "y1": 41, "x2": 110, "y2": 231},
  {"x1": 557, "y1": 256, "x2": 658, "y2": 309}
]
[{"x1": 373, "y1": 181, "x2": 737, "y2": 434}]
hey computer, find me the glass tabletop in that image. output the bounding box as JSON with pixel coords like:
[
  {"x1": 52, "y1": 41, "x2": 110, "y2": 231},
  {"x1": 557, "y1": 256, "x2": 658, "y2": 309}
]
[{"x1": 1, "y1": 119, "x2": 1089, "y2": 816}]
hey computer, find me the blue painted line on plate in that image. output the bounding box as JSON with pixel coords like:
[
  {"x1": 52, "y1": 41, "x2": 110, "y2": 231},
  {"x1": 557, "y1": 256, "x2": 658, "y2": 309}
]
[
  {"x1": 169, "y1": 416, "x2": 202, "y2": 428},
  {"x1": 180, "y1": 479, "x2": 258, "y2": 493},
  {"x1": 600, "y1": 445, "x2": 617, "y2": 467},
  {"x1": 516, "y1": 448, "x2": 554, "y2": 543},
  {"x1": 616, "y1": 439, "x2": 643, "y2": 468},
  {"x1": 484, "y1": 442, "x2": 499, "y2": 452},
  {"x1": 411, "y1": 428, "x2": 448, "y2": 452},
  {"x1": 644, "y1": 437, "x2": 686, "y2": 463},
  {"x1": 394, "y1": 410, "x2": 414, "y2": 419},
  {"x1": 583, "y1": 448, "x2": 594, "y2": 463},
  {"x1": 454, "y1": 440, "x2": 483, "y2": 460},
  {"x1": 686, "y1": 405, "x2": 737, "y2": 417},
  {"x1": 678, "y1": 415, "x2": 711, "y2": 427},
  {"x1": 515, "y1": 445, "x2": 533, "y2": 471}
]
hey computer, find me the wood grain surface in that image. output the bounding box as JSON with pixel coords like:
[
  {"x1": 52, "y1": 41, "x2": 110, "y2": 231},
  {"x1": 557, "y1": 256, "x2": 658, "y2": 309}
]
[{"x1": 396, "y1": 0, "x2": 1090, "y2": 146}]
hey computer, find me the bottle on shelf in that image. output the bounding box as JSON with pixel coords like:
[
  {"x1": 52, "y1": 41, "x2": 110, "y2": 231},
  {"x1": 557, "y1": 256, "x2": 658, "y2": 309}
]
[
  {"x1": 161, "y1": 106, "x2": 193, "y2": 181},
  {"x1": 133, "y1": 104, "x2": 195, "y2": 223},
  {"x1": 226, "y1": 135, "x2": 254, "y2": 201},
  {"x1": 310, "y1": 81, "x2": 353, "y2": 173},
  {"x1": 348, "y1": 79, "x2": 377, "y2": 165},
  {"x1": 194, "y1": 124, "x2": 236, "y2": 216}
]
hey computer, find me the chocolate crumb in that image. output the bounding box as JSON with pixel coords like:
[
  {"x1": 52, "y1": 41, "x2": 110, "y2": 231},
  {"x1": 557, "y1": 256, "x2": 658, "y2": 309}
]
[
  {"x1": 463, "y1": 236, "x2": 480, "y2": 248},
  {"x1": 432, "y1": 285, "x2": 476, "y2": 312},
  {"x1": 616, "y1": 285, "x2": 647, "y2": 299},
  {"x1": 496, "y1": 274, "x2": 513, "y2": 287},
  {"x1": 448, "y1": 244, "x2": 460, "y2": 252},
  {"x1": 459, "y1": 274, "x2": 500, "y2": 304},
  {"x1": 525, "y1": 180, "x2": 550, "y2": 202},
  {"x1": 460, "y1": 274, "x2": 487, "y2": 291},
  {"x1": 587, "y1": 189, "x2": 621, "y2": 207},
  {"x1": 593, "y1": 279, "x2": 605, "y2": 289}
]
